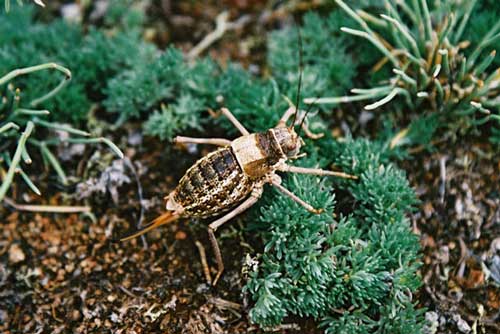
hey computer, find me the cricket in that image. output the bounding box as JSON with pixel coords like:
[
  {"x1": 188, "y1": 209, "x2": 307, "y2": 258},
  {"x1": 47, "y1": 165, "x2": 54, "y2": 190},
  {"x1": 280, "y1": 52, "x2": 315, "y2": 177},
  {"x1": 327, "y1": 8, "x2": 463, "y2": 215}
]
[
  {"x1": 121, "y1": 103, "x2": 357, "y2": 285},
  {"x1": 121, "y1": 27, "x2": 357, "y2": 286}
]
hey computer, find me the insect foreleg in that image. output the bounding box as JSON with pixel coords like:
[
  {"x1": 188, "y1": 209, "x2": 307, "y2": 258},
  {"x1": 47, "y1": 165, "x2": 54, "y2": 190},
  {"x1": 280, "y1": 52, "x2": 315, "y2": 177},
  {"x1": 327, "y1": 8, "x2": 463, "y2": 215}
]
[
  {"x1": 220, "y1": 107, "x2": 250, "y2": 135},
  {"x1": 276, "y1": 105, "x2": 323, "y2": 139},
  {"x1": 299, "y1": 120, "x2": 324, "y2": 139},
  {"x1": 276, "y1": 106, "x2": 297, "y2": 127},
  {"x1": 208, "y1": 185, "x2": 264, "y2": 285},
  {"x1": 174, "y1": 136, "x2": 231, "y2": 146},
  {"x1": 270, "y1": 178, "x2": 323, "y2": 214},
  {"x1": 278, "y1": 164, "x2": 358, "y2": 180}
]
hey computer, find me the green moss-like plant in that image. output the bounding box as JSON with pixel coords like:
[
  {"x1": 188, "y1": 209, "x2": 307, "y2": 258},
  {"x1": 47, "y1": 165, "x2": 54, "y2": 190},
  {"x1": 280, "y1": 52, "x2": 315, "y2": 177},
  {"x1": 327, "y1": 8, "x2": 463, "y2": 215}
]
[
  {"x1": 267, "y1": 11, "x2": 356, "y2": 109},
  {"x1": 244, "y1": 136, "x2": 423, "y2": 332},
  {"x1": 0, "y1": 5, "x2": 155, "y2": 123}
]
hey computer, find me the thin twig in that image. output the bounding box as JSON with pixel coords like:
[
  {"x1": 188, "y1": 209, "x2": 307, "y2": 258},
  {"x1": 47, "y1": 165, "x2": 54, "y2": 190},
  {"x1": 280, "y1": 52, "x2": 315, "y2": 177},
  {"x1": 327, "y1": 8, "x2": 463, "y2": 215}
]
[
  {"x1": 439, "y1": 156, "x2": 447, "y2": 204},
  {"x1": 208, "y1": 297, "x2": 242, "y2": 311},
  {"x1": 3, "y1": 197, "x2": 91, "y2": 213},
  {"x1": 123, "y1": 157, "x2": 147, "y2": 249},
  {"x1": 187, "y1": 11, "x2": 251, "y2": 60},
  {"x1": 195, "y1": 240, "x2": 212, "y2": 285}
]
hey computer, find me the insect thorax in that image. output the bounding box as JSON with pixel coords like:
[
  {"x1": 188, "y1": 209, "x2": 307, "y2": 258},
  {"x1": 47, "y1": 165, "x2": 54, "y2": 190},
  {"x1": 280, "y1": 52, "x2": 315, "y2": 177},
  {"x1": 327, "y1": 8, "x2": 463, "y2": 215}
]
[{"x1": 230, "y1": 129, "x2": 286, "y2": 179}]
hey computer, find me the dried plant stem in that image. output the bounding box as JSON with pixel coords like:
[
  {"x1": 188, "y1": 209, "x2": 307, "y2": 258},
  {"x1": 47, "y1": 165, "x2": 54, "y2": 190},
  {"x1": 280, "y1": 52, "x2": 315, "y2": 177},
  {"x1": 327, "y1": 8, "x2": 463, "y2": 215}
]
[
  {"x1": 187, "y1": 11, "x2": 251, "y2": 60},
  {"x1": 195, "y1": 240, "x2": 212, "y2": 284},
  {"x1": 208, "y1": 297, "x2": 242, "y2": 310},
  {"x1": 3, "y1": 197, "x2": 90, "y2": 213}
]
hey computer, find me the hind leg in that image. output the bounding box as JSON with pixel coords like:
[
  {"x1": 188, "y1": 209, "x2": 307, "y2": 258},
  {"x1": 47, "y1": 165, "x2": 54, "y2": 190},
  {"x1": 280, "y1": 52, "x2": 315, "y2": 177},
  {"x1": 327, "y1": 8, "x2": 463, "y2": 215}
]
[
  {"x1": 208, "y1": 185, "x2": 263, "y2": 285},
  {"x1": 278, "y1": 164, "x2": 358, "y2": 179},
  {"x1": 174, "y1": 136, "x2": 231, "y2": 146},
  {"x1": 220, "y1": 107, "x2": 250, "y2": 135}
]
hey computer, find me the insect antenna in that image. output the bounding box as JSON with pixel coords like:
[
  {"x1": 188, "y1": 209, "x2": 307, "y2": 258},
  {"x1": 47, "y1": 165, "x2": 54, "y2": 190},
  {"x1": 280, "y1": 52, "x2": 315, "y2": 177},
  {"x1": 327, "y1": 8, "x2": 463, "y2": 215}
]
[
  {"x1": 297, "y1": 98, "x2": 318, "y2": 138},
  {"x1": 289, "y1": 17, "x2": 304, "y2": 130}
]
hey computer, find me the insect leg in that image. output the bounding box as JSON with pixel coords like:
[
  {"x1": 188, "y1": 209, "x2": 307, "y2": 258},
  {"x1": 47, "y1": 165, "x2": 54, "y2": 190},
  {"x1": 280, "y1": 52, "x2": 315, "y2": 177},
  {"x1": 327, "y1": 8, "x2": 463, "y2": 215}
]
[
  {"x1": 220, "y1": 107, "x2": 250, "y2": 135},
  {"x1": 270, "y1": 179, "x2": 323, "y2": 214},
  {"x1": 276, "y1": 106, "x2": 297, "y2": 127},
  {"x1": 174, "y1": 136, "x2": 231, "y2": 146},
  {"x1": 208, "y1": 186, "x2": 264, "y2": 285},
  {"x1": 278, "y1": 164, "x2": 358, "y2": 180},
  {"x1": 299, "y1": 120, "x2": 324, "y2": 139}
]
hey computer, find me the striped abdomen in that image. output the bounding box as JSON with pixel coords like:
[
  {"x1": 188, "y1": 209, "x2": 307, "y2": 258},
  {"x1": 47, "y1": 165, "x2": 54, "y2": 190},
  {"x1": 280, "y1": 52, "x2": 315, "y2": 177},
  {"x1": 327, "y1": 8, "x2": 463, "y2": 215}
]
[{"x1": 173, "y1": 147, "x2": 254, "y2": 218}]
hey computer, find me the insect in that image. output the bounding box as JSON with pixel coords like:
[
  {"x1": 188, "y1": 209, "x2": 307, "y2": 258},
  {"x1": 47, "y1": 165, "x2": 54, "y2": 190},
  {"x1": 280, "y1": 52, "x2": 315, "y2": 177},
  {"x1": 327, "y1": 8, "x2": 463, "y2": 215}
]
[
  {"x1": 121, "y1": 25, "x2": 356, "y2": 286},
  {"x1": 121, "y1": 104, "x2": 356, "y2": 285}
]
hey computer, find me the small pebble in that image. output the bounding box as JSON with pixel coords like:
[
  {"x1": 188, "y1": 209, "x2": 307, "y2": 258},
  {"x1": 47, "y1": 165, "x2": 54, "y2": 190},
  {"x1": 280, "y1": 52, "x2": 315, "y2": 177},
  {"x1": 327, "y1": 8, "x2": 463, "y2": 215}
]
[
  {"x1": 9, "y1": 244, "x2": 25, "y2": 264},
  {"x1": 453, "y1": 314, "x2": 471, "y2": 333},
  {"x1": 423, "y1": 311, "x2": 438, "y2": 334},
  {"x1": 175, "y1": 231, "x2": 187, "y2": 240},
  {"x1": 72, "y1": 310, "x2": 81, "y2": 321},
  {"x1": 107, "y1": 295, "x2": 117, "y2": 302}
]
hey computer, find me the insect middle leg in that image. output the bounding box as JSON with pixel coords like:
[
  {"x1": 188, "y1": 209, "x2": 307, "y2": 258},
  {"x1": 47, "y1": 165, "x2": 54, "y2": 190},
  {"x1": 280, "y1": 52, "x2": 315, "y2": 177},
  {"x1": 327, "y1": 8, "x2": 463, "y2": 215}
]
[
  {"x1": 174, "y1": 136, "x2": 231, "y2": 146},
  {"x1": 208, "y1": 185, "x2": 264, "y2": 285},
  {"x1": 278, "y1": 164, "x2": 358, "y2": 179},
  {"x1": 270, "y1": 177, "x2": 323, "y2": 214},
  {"x1": 220, "y1": 107, "x2": 250, "y2": 136}
]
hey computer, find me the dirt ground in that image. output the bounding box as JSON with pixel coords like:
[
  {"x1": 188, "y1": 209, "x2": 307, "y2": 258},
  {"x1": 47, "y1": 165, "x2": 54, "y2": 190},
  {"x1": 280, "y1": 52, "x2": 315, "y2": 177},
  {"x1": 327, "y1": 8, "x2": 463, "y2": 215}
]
[{"x1": 407, "y1": 139, "x2": 500, "y2": 334}]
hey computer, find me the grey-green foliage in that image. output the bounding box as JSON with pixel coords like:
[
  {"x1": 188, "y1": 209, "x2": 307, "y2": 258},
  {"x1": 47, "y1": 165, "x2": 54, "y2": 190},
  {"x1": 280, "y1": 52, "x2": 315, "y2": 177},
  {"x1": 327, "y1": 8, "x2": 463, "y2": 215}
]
[
  {"x1": 102, "y1": 0, "x2": 146, "y2": 30},
  {"x1": 0, "y1": 5, "x2": 155, "y2": 123},
  {"x1": 464, "y1": 0, "x2": 500, "y2": 68},
  {"x1": 267, "y1": 11, "x2": 356, "y2": 110},
  {"x1": 106, "y1": 47, "x2": 290, "y2": 138},
  {"x1": 245, "y1": 137, "x2": 423, "y2": 332},
  {"x1": 144, "y1": 95, "x2": 205, "y2": 141},
  {"x1": 140, "y1": 10, "x2": 361, "y2": 141}
]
